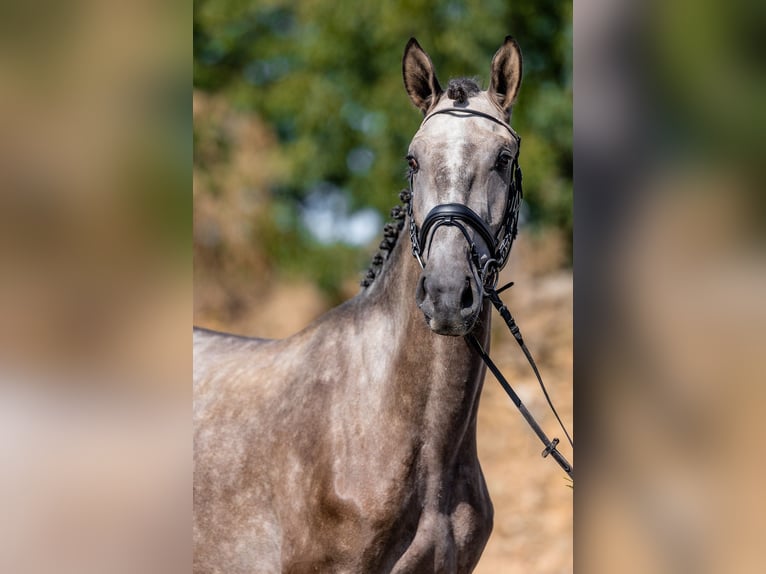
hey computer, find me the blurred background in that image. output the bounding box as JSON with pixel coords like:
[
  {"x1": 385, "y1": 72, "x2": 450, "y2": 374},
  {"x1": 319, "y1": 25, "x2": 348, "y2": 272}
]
[
  {"x1": 0, "y1": 0, "x2": 762, "y2": 572},
  {"x1": 0, "y1": 2, "x2": 190, "y2": 574},
  {"x1": 576, "y1": 0, "x2": 766, "y2": 572},
  {"x1": 193, "y1": 2, "x2": 573, "y2": 572}
]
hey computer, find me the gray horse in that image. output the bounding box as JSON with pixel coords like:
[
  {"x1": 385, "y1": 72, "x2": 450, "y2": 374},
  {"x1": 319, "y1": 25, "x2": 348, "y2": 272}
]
[{"x1": 194, "y1": 36, "x2": 523, "y2": 573}]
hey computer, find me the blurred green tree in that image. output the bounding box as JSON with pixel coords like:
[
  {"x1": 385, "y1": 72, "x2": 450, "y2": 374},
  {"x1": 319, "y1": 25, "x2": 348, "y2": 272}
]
[{"x1": 194, "y1": 0, "x2": 571, "y2": 299}]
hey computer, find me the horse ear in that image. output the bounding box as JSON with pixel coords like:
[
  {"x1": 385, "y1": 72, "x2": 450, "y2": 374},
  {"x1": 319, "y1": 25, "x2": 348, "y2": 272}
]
[
  {"x1": 402, "y1": 38, "x2": 443, "y2": 115},
  {"x1": 489, "y1": 36, "x2": 523, "y2": 114}
]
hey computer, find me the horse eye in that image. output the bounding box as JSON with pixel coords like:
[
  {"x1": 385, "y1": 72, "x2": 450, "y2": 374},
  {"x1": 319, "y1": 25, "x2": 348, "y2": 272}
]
[
  {"x1": 494, "y1": 152, "x2": 511, "y2": 172},
  {"x1": 406, "y1": 155, "x2": 419, "y2": 173}
]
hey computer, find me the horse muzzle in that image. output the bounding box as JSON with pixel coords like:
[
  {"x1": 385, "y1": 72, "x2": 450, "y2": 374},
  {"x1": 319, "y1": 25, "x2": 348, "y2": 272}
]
[{"x1": 415, "y1": 262, "x2": 484, "y2": 336}]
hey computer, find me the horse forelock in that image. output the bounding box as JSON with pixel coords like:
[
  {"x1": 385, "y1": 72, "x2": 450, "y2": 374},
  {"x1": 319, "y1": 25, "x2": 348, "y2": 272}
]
[{"x1": 445, "y1": 78, "x2": 481, "y2": 104}]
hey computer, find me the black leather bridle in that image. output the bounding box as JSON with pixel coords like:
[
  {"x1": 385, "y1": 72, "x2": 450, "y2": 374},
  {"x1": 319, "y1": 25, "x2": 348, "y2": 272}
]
[
  {"x1": 407, "y1": 108, "x2": 523, "y2": 291},
  {"x1": 407, "y1": 106, "x2": 574, "y2": 480}
]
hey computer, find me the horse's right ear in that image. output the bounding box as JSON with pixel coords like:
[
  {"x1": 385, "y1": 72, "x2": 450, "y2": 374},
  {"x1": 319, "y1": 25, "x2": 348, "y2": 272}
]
[{"x1": 402, "y1": 38, "x2": 442, "y2": 115}]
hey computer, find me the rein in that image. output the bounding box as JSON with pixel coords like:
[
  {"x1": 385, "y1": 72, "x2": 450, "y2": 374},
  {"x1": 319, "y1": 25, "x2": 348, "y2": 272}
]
[
  {"x1": 466, "y1": 287, "x2": 574, "y2": 480},
  {"x1": 408, "y1": 105, "x2": 574, "y2": 480}
]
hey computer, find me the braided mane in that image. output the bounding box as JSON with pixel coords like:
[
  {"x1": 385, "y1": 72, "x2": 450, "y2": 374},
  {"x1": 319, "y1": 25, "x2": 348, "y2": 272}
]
[{"x1": 359, "y1": 189, "x2": 411, "y2": 288}]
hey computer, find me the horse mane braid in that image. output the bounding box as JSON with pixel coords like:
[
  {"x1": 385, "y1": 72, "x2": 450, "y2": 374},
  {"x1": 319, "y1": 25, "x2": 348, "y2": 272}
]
[
  {"x1": 360, "y1": 190, "x2": 409, "y2": 288},
  {"x1": 446, "y1": 78, "x2": 481, "y2": 104}
]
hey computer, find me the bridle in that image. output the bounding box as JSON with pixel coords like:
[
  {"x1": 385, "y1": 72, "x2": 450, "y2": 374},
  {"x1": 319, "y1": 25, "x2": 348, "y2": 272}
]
[
  {"x1": 407, "y1": 108, "x2": 523, "y2": 291},
  {"x1": 406, "y1": 105, "x2": 574, "y2": 480}
]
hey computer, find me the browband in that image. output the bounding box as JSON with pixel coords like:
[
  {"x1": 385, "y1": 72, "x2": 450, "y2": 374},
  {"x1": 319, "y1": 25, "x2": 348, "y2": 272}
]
[{"x1": 421, "y1": 108, "x2": 519, "y2": 141}]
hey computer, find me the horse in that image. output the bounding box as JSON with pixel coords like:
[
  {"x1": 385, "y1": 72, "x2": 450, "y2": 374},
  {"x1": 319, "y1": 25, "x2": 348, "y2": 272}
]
[{"x1": 194, "y1": 36, "x2": 524, "y2": 573}]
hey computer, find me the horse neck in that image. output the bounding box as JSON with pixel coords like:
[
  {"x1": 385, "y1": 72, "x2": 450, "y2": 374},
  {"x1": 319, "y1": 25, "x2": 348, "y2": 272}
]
[{"x1": 360, "y1": 223, "x2": 491, "y2": 459}]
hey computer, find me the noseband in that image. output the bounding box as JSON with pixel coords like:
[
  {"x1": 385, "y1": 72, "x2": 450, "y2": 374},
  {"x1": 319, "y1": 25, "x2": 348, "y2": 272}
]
[{"x1": 408, "y1": 107, "x2": 523, "y2": 289}]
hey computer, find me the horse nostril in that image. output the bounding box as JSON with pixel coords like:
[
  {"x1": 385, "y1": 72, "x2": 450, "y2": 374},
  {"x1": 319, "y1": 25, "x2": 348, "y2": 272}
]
[
  {"x1": 460, "y1": 277, "x2": 474, "y2": 311},
  {"x1": 416, "y1": 276, "x2": 428, "y2": 306}
]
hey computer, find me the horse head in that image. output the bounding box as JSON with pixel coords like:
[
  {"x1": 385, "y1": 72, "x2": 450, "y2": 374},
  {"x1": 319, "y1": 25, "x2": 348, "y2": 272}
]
[{"x1": 402, "y1": 37, "x2": 523, "y2": 336}]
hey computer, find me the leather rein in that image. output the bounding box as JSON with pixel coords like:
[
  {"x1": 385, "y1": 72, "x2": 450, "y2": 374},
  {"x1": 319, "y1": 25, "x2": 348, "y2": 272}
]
[{"x1": 407, "y1": 106, "x2": 574, "y2": 480}]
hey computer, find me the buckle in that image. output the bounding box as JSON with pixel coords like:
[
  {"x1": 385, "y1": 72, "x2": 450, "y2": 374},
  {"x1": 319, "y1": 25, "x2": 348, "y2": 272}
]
[{"x1": 541, "y1": 438, "x2": 560, "y2": 458}]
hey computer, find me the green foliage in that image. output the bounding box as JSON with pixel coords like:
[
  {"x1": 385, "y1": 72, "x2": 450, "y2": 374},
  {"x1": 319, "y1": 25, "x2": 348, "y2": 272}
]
[{"x1": 194, "y1": 0, "x2": 572, "y2": 293}]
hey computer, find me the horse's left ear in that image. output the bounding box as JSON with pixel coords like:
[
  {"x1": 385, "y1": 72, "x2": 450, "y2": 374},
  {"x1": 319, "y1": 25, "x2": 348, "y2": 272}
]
[{"x1": 489, "y1": 36, "x2": 523, "y2": 114}]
